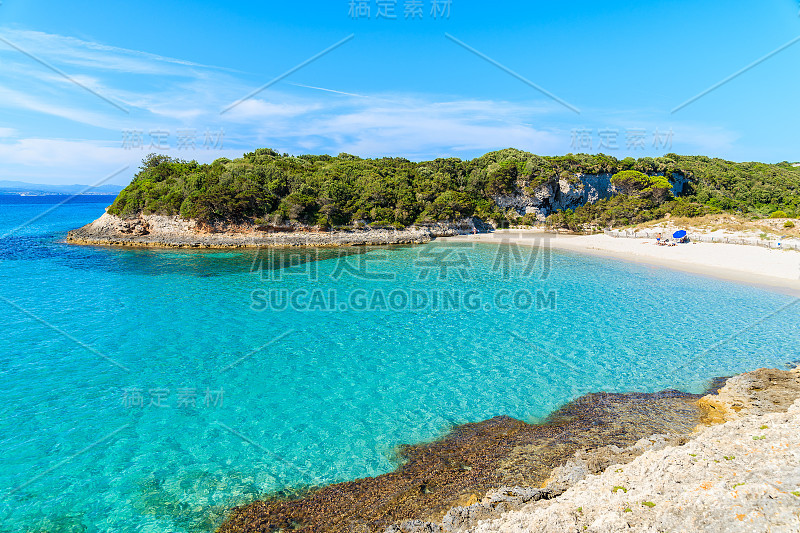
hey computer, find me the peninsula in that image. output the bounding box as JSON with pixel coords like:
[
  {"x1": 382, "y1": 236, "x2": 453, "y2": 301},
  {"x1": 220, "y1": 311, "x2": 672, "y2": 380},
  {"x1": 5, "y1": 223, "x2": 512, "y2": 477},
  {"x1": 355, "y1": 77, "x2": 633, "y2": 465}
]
[{"x1": 67, "y1": 149, "x2": 800, "y2": 249}]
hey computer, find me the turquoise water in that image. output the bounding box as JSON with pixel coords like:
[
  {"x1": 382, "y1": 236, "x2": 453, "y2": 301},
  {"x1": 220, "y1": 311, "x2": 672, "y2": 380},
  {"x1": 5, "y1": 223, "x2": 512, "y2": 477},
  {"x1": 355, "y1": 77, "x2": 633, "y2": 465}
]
[{"x1": 1, "y1": 196, "x2": 798, "y2": 532}]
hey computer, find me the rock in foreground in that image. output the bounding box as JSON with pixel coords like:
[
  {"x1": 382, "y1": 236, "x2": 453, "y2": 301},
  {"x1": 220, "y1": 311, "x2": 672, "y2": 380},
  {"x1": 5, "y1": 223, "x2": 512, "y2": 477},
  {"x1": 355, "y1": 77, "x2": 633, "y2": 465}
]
[
  {"x1": 217, "y1": 390, "x2": 708, "y2": 533},
  {"x1": 464, "y1": 399, "x2": 800, "y2": 533},
  {"x1": 389, "y1": 367, "x2": 800, "y2": 533}
]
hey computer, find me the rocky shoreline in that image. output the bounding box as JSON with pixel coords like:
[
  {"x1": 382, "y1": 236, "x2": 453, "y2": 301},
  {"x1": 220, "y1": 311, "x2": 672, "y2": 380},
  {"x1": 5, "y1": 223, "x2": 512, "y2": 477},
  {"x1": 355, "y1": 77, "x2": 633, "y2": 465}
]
[
  {"x1": 216, "y1": 367, "x2": 800, "y2": 533},
  {"x1": 399, "y1": 366, "x2": 800, "y2": 533},
  {"x1": 66, "y1": 213, "x2": 481, "y2": 248}
]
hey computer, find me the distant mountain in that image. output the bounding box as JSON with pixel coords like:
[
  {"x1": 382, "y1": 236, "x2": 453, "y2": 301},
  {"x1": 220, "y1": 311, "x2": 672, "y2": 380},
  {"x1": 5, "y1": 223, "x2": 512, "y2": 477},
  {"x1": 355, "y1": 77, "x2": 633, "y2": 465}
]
[{"x1": 0, "y1": 180, "x2": 124, "y2": 196}]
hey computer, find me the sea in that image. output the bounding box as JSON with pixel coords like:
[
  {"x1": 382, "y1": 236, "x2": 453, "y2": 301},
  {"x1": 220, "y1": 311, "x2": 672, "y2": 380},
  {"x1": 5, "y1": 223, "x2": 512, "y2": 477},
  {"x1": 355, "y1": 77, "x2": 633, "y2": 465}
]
[{"x1": 1, "y1": 194, "x2": 798, "y2": 532}]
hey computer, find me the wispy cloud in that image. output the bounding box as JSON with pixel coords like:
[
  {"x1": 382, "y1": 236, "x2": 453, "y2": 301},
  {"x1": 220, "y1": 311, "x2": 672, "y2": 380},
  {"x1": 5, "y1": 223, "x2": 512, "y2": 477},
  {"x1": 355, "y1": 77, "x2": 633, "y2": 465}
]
[
  {"x1": 0, "y1": 28, "x2": 232, "y2": 75},
  {"x1": 223, "y1": 99, "x2": 325, "y2": 121},
  {"x1": 260, "y1": 96, "x2": 564, "y2": 158},
  {"x1": 0, "y1": 137, "x2": 243, "y2": 184},
  {"x1": 288, "y1": 82, "x2": 371, "y2": 99},
  {"x1": 0, "y1": 85, "x2": 120, "y2": 129},
  {"x1": 0, "y1": 26, "x2": 745, "y2": 185},
  {"x1": 0, "y1": 27, "x2": 248, "y2": 126}
]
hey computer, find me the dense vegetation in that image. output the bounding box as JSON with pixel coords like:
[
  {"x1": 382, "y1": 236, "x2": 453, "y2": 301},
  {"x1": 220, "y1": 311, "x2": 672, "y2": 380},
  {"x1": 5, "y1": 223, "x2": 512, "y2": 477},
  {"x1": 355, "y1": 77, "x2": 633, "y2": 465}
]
[
  {"x1": 107, "y1": 149, "x2": 800, "y2": 230},
  {"x1": 546, "y1": 156, "x2": 800, "y2": 230}
]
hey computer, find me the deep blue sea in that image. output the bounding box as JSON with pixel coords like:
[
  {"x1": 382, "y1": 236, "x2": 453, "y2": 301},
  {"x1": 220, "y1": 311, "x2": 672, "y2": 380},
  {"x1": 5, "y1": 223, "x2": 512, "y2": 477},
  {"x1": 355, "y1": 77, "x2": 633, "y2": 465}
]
[{"x1": 1, "y1": 195, "x2": 798, "y2": 532}]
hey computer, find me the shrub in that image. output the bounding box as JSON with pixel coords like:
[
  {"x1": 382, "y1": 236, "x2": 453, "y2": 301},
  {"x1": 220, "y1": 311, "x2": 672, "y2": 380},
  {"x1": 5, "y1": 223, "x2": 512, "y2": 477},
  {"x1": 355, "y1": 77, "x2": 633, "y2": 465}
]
[
  {"x1": 105, "y1": 151, "x2": 800, "y2": 229},
  {"x1": 611, "y1": 170, "x2": 673, "y2": 203},
  {"x1": 785, "y1": 220, "x2": 795, "y2": 228},
  {"x1": 610, "y1": 170, "x2": 653, "y2": 194},
  {"x1": 424, "y1": 191, "x2": 477, "y2": 221},
  {"x1": 771, "y1": 210, "x2": 788, "y2": 218},
  {"x1": 485, "y1": 162, "x2": 519, "y2": 195}
]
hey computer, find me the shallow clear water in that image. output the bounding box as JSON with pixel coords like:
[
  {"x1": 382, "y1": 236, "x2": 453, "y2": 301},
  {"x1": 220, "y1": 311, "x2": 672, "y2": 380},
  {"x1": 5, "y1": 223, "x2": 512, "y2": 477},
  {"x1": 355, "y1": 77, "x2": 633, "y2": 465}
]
[{"x1": 0, "y1": 196, "x2": 798, "y2": 532}]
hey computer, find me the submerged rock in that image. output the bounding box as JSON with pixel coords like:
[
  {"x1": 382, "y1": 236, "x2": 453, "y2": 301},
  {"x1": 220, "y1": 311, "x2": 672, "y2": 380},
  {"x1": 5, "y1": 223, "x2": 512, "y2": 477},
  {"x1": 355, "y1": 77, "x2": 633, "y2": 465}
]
[
  {"x1": 217, "y1": 369, "x2": 800, "y2": 532},
  {"x1": 216, "y1": 390, "x2": 705, "y2": 533},
  {"x1": 395, "y1": 367, "x2": 800, "y2": 533}
]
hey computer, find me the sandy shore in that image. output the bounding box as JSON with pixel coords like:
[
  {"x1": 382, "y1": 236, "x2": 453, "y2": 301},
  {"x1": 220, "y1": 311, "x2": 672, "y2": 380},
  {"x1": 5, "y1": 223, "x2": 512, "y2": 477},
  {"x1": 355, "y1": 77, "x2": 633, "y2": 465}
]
[
  {"x1": 444, "y1": 230, "x2": 800, "y2": 296},
  {"x1": 71, "y1": 213, "x2": 800, "y2": 295}
]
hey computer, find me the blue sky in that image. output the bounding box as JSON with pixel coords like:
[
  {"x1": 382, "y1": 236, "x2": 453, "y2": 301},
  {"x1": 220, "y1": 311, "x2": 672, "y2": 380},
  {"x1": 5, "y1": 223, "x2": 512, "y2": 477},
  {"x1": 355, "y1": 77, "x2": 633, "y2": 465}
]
[{"x1": 0, "y1": 0, "x2": 798, "y2": 185}]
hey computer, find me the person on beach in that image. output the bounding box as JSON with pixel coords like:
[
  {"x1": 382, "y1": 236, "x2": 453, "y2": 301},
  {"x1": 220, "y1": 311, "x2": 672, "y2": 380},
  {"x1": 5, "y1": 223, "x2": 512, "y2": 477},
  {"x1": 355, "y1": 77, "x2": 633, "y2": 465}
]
[{"x1": 656, "y1": 232, "x2": 662, "y2": 245}]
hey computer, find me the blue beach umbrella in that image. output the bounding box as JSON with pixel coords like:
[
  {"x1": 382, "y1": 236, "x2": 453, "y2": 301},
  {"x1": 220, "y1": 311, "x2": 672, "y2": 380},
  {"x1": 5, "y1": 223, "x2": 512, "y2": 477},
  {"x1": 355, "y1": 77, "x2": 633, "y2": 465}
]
[{"x1": 673, "y1": 230, "x2": 687, "y2": 239}]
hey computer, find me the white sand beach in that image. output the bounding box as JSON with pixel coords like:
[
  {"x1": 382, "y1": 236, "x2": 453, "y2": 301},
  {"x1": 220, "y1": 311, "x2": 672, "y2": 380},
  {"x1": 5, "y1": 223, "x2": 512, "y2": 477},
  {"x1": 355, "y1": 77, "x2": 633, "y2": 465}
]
[{"x1": 445, "y1": 230, "x2": 800, "y2": 296}]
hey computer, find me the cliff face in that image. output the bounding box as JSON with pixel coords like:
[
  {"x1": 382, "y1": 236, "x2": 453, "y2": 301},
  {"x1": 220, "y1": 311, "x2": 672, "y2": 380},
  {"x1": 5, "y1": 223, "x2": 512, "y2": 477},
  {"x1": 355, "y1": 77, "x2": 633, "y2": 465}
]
[{"x1": 494, "y1": 172, "x2": 689, "y2": 222}]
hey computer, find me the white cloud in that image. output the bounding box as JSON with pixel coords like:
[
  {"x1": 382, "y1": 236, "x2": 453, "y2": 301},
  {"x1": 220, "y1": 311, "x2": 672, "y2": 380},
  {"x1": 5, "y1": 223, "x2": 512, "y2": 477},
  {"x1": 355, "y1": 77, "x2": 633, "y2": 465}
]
[
  {"x1": 0, "y1": 137, "x2": 244, "y2": 184},
  {"x1": 223, "y1": 99, "x2": 324, "y2": 121},
  {"x1": 0, "y1": 85, "x2": 121, "y2": 129},
  {"x1": 221, "y1": 94, "x2": 565, "y2": 158},
  {"x1": 0, "y1": 28, "x2": 228, "y2": 76},
  {"x1": 0, "y1": 138, "x2": 131, "y2": 168},
  {"x1": 671, "y1": 125, "x2": 740, "y2": 154},
  {"x1": 0, "y1": 27, "x2": 249, "y2": 128},
  {"x1": 0, "y1": 27, "x2": 568, "y2": 162},
  {"x1": 0, "y1": 27, "x2": 748, "y2": 185}
]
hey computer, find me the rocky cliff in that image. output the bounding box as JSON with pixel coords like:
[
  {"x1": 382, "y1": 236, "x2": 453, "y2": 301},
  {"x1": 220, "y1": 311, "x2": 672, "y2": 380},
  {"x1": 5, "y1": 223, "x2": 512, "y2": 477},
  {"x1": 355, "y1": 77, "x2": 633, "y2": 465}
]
[{"x1": 495, "y1": 172, "x2": 689, "y2": 222}]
